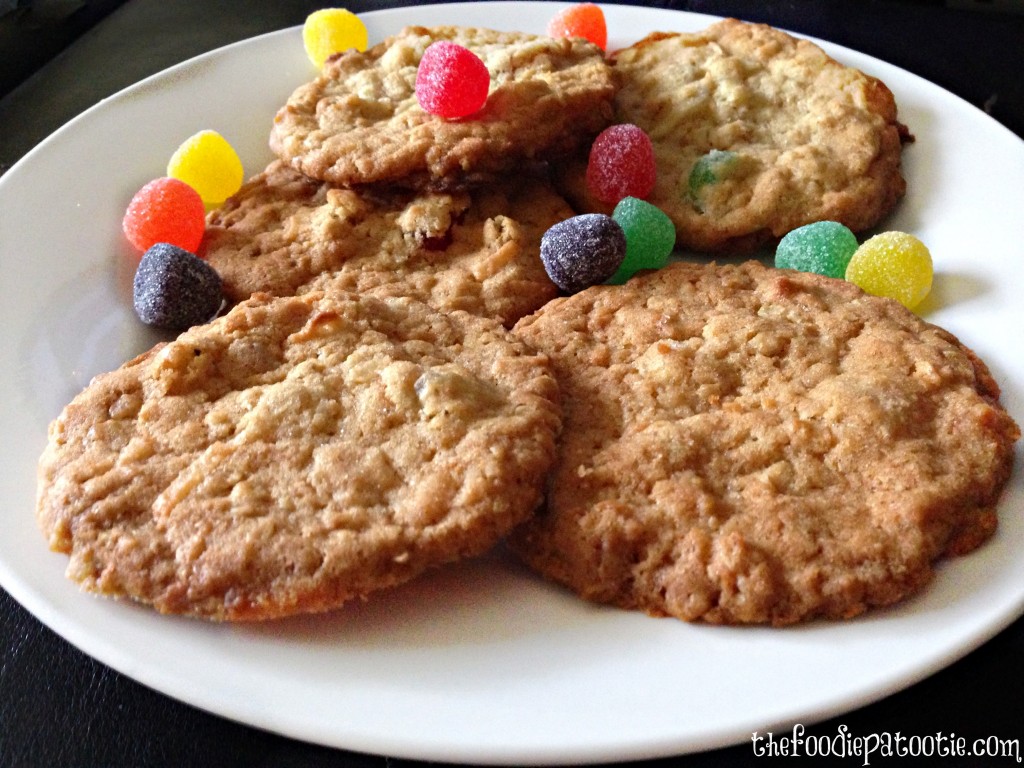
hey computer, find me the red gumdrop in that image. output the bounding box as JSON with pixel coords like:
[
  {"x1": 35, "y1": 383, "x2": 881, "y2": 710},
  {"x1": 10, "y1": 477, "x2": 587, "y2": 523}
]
[
  {"x1": 415, "y1": 41, "x2": 490, "y2": 119},
  {"x1": 547, "y1": 3, "x2": 608, "y2": 51},
  {"x1": 585, "y1": 124, "x2": 657, "y2": 205},
  {"x1": 123, "y1": 177, "x2": 206, "y2": 253}
]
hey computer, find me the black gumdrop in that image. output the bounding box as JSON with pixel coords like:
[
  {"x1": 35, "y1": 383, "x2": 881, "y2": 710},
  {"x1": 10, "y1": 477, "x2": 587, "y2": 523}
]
[
  {"x1": 540, "y1": 214, "x2": 626, "y2": 294},
  {"x1": 133, "y1": 242, "x2": 223, "y2": 330}
]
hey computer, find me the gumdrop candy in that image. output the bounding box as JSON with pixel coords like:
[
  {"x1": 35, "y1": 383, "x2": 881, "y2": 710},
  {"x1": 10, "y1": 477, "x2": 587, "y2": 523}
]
[
  {"x1": 303, "y1": 8, "x2": 368, "y2": 68},
  {"x1": 167, "y1": 130, "x2": 244, "y2": 206},
  {"x1": 541, "y1": 214, "x2": 626, "y2": 293},
  {"x1": 687, "y1": 149, "x2": 738, "y2": 210},
  {"x1": 123, "y1": 177, "x2": 206, "y2": 253},
  {"x1": 609, "y1": 197, "x2": 675, "y2": 283},
  {"x1": 586, "y1": 124, "x2": 656, "y2": 205},
  {"x1": 774, "y1": 221, "x2": 858, "y2": 279},
  {"x1": 547, "y1": 3, "x2": 607, "y2": 50},
  {"x1": 845, "y1": 231, "x2": 933, "y2": 310},
  {"x1": 133, "y1": 243, "x2": 223, "y2": 330},
  {"x1": 415, "y1": 41, "x2": 490, "y2": 119}
]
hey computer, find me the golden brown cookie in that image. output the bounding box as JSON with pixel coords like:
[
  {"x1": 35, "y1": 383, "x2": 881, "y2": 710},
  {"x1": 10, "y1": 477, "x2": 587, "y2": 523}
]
[
  {"x1": 202, "y1": 160, "x2": 570, "y2": 327},
  {"x1": 510, "y1": 261, "x2": 1018, "y2": 625},
  {"x1": 270, "y1": 25, "x2": 616, "y2": 189},
  {"x1": 37, "y1": 291, "x2": 561, "y2": 621},
  {"x1": 555, "y1": 20, "x2": 912, "y2": 253}
]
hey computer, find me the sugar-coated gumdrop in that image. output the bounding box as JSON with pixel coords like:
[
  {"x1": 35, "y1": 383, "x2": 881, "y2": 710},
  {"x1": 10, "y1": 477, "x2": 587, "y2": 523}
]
[
  {"x1": 415, "y1": 41, "x2": 490, "y2": 119},
  {"x1": 775, "y1": 221, "x2": 858, "y2": 279},
  {"x1": 123, "y1": 177, "x2": 206, "y2": 253},
  {"x1": 609, "y1": 197, "x2": 675, "y2": 283},
  {"x1": 167, "y1": 130, "x2": 244, "y2": 206},
  {"x1": 845, "y1": 231, "x2": 933, "y2": 310},
  {"x1": 133, "y1": 243, "x2": 223, "y2": 330},
  {"x1": 303, "y1": 8, "x2": 368, "y2": 68},
  {"x1": 547, "y1": 3, "x2": 607, "y2": 50},
  {"x1": 541, "y1": 214, "x2": 626, "y2": 293},
  {"x1": 687, "y1": 149, "x2": 738, "y2": 210},
  {"x1": 586, "y1": 124, "x2": 656, "y2": 205}
]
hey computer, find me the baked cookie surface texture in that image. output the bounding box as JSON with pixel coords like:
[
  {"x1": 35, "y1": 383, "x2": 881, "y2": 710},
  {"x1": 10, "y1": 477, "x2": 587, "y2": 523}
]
[
  {"x1": 204, "y1": 160, "x2": 571, "y2": 326},
  {"x1": 510, "y1": 261, "x2": 1019, "y2": 625},
  {"x1": 270, "y1": 25, "x2": 616, "y2": 189},
  {"x1": 37, "y1": 291, "x2": 561, "y2": 621},
  {"x1": 557, "y1": 19, "x2": 910, "y2": 253}
]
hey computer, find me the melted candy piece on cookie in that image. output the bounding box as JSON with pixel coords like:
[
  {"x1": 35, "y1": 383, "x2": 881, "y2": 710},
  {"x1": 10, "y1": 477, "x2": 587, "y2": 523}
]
[
  {"x1": 775, "y1": 221, "x2": 858, "y2": 279},
  {"x1": 167, "y1": 130, "x2": 244, "y2": 207},
  {"x1": 123, "y1": 177, "x2": 205, "y2": 253},
  {"x1": 586, "y1": 124, "x2": 656, "y2": 205},
  {"x1": 846, "y1": 231, "x2": 933, "y2": 310},
  {"x1": 415, "y1": 41, "x2": 490, "y2": 119},
  {"x1": 609, "y1": 197, "x2": 675, "y2": 283},
  {"x1": 686, "y1": 149, "x2": 738, "y2": 211},
  {"x1": 303, "y1": 8, "x2": 368, "y2": 68},
  {"x1": 547, "y1": 3, "x2": 607, "y2": 50},
  {"x1": 540, "y1": 214, "x2": 626, "y2": 293}
]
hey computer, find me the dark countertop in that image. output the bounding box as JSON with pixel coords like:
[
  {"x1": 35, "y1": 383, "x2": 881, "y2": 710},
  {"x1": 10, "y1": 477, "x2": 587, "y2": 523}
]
[{"x1": 1, "y1": 2, "x2": 1022, "y2": 766}]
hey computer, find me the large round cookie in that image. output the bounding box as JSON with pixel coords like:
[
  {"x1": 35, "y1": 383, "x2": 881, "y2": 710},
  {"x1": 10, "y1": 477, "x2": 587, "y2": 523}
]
[
  {"x1": 203, "y1": 161, "x2": 571, "y2": 327},
  {"x1": 37, "y1": 291, "x2": 561, "y2": 621},
  {"x1": 556, "y1": 19, "x2": 911, "y2": 253},
  {"x1": 510, "y1": 261, "x2": 1019, "y2": 625},
  {"x1": 270, "y1": 25, "x2": 616, "y2": 189}
]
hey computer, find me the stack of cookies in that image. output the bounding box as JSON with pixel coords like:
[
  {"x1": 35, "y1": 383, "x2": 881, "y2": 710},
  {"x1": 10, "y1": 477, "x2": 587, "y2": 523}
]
[
  {"x1": 204, "y1": 24, "x2": 618, "y2": 327},
  {"x1": 36, "y1": 21, "x2": 1019, "y2": 625},
  {"x1": 37, "y1": 24, "x2": 613, "y2": 622}
]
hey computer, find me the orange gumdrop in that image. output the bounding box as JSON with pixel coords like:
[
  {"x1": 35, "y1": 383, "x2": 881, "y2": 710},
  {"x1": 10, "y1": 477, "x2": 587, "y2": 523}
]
[
  {"x1": 547, "y1": 3, "x2": 607, "y2": 51},
  {"x1": 122, "y1": 177, "x2": 206, "y2": 253}
]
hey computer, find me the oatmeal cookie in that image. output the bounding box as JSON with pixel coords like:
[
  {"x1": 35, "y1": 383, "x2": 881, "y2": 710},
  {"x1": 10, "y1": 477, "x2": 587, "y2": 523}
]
[
  {"x1": 203, "y1": 161, "x2": 569, "y2": 327},
  {"x1": 37, "y1": 291, "x2": 561, "y2": 621},
  {"x1": 270, "y1": 25, "x2": 616, "y2": 189},
  {"x1": 510, "y1": 261, "x2": 1018, "y2": 625},
  {"x1": 556, "y1": 19, "x2": 911, "y2": 253}
]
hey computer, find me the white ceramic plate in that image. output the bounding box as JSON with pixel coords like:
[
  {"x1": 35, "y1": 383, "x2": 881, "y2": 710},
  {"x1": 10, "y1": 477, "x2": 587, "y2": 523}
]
[{"x1": 1, "y1": 3, "x2": 1021, "y2": 764}]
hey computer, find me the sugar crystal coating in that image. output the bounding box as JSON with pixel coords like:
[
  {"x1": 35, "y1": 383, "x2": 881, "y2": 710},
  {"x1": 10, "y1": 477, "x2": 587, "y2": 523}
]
[
  {"x1": 775, "y1": 221, "x2": 858, "y2": 279},
  {"x1": 586, "y1": 124, "x2": 656, "y2": 205},
  {"x1": 546, "y1": 3, "x2": 607, "y2": 50},
  {"x1": 122, "y1": 177, "x2": 206, "y2": 253},
  {"x1": 846, "y1": 231, "x2": 933, "y2": 310},
  {"x1": 133, "y1": 243, "x2": 223, "y2": 330},
  {"x1": 303, "y1": 8, "x2": 368, "y2": 68},
  {"x1": 609, "y1": 197, "x2": 675, "y2": 283},
  {"x1": 167, "y1": 130, "x2": 244, "y2": 206},
  {"x1": 415, "y1": 40, "x2": 490, "y2": 119},
  {"x1": 540, "y1": 214, "x2": 626, "y2": 293}
]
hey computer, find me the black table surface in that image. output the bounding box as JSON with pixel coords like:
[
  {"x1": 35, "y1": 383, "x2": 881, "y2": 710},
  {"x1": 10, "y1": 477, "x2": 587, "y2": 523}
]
[{"x1": 1, "y1": 2, "x2": 1021, "y2": 766}]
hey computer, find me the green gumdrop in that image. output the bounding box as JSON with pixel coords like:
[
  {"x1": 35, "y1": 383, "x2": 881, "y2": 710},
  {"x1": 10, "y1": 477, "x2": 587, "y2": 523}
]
[
  {"x1": 609, "y1": 197, "x2": 676, "y2": 283},
  {"x1": 687, "y1": 149, "x2": 738, "y2": 205},
  {"x1": 774, "y1": 221, "x2": 858, "y2": 279}
]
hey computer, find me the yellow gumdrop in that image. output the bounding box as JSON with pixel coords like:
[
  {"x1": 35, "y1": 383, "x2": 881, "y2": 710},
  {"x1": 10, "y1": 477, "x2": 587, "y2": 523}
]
[
  {"x1": 845, "y1": 231, "x2": 933, "y2": 310},
  {"x1": 303, "y1": 8, "x2": 368, "y2": 68},
  {"x1": 167, "y1": 130, "x2": 244, "y2": 206}
]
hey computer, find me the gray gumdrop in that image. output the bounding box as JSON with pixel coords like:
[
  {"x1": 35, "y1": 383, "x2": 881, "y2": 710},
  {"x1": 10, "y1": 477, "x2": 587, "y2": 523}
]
[
  {"x1": 133, "y1": 243, "x2": 223, "y2": 330},
  {"x1": 540, "y1": 214, "x2": 626, "y2": 294}
]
